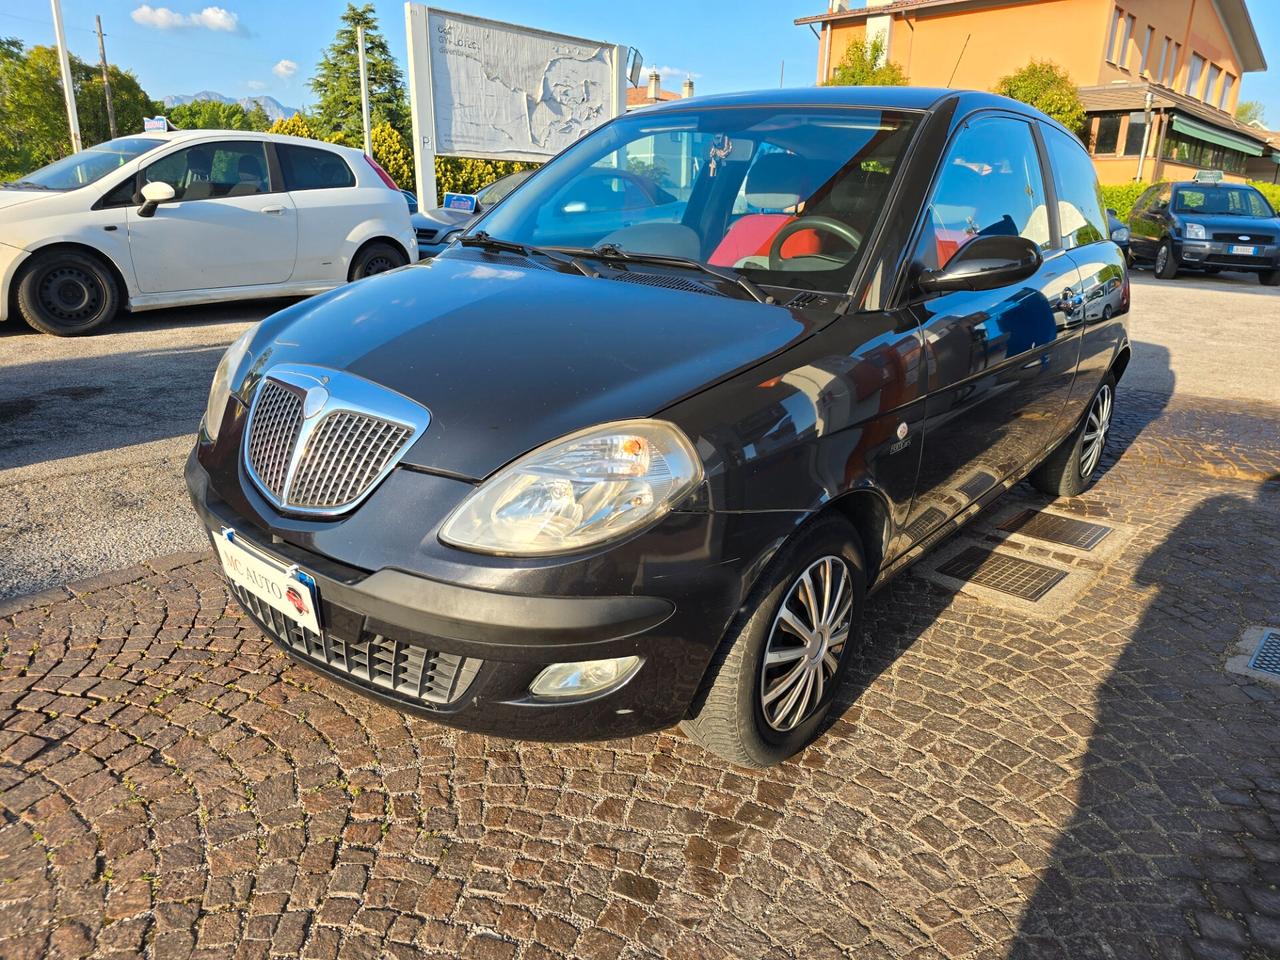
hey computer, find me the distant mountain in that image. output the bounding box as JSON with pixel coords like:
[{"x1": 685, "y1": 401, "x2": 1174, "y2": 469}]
[{"x1": 162, "y1": 92, "x2": 299, "y2": 122}]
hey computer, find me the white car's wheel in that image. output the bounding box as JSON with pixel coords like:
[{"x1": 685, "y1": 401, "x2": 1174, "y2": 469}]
[
  {"x1": 350, "y1": 242, "x2": 408, "y2": 281},
  {"x1": 16, "y1": 249, "x2": 120, "y2": 336}
]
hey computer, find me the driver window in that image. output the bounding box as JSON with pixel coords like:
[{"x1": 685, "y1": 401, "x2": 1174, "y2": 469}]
[
  {"x1": 143, "y1": 141, "x2": 272, "y2": 201},
  {"x1": 916, "y1": 117, "x2": 1050, "y2": 272}
]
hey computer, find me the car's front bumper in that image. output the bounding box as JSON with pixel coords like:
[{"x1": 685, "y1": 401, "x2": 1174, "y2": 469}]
[
  {"x1": 0, "y1": 242, "x2": 30, "y2": 323},
  {"x1": 186, "y1": 444, "x2": 800, "y2": 741},
  {"x1": 1176, "y1": 239, "x2": 1280, "y2": 272}
]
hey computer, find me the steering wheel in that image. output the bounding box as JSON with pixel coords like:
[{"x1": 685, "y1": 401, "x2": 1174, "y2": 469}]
[{"x1": 767, "y1": 216, "x2": 863, "y2": 271}]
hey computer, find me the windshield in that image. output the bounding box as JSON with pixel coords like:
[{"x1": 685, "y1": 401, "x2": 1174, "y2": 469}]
[
  {"x1": 1174, "y1": 185, "x2": 1275, "y2": 218},
  {"x1": 475, "y1": 106, "x2": 918, "y2": 293},
  {"x1": 479, "y1": 169, "x2": 532, "y2": 207},
  {"x1": 8, "y1": 137, "x2": 165, "y2": 191}
]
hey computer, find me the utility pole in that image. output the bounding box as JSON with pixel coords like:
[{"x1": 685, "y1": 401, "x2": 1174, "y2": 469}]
[
  {"x1": 357, "y1": 24, "x2": 372, "y2": 157},
  {"x1": 1135, "y1": 88, "x2": 1154, "y2": 182},
  {"x1": 50, "y1": 0, "x2": 82, "y2": 152},
  {"x1": 779, "y1": 60, "x2": 785, "y2": 87},
  {"x1": 95, "y1": 15, "x2": 117, "y2": 139}
]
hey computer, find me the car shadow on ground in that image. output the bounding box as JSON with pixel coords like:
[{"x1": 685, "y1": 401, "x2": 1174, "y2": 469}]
[
  {"x1": 1008, "y1": 481, "x2": 1280, "y2": 958},
  {"x1": 1129, "y1": 266, "x2": 1279, "y2": 296}
]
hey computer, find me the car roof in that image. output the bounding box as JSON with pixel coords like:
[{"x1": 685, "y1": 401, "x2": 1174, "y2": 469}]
[
  {"x1": 637, "y1": 86, "x2": 1038, "y2": 117},
  {"x1": 134, "y1": 129, "x2": 361, "y2": 155}
]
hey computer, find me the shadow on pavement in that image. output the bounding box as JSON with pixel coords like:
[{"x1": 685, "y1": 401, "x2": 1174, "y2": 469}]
[
  {"x1": 1129, "y1": 267, "x2": 1280, "y2": 296},
  {"x1": 1010, "y1": 481, "x2": 1280, "y2": 958},
  {"x1": 0, "y1": 297, "x2": 300, "y2": 340}
]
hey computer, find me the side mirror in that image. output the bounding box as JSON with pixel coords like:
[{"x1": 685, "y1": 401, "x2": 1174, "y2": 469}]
[
  {"x1": 137, "y1": 180, "x2": 176, "y2": 218},
  {"x1": 1106, "y1": 207, "x2": 1118, "y2": 217},
  {"x1": 917, "y1": 234, "x2": 1042, "y2": 295}
]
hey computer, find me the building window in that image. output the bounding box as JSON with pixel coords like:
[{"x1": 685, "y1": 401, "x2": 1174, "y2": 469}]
[
  {"x1": 1123, "y1": 112, "x2": 1148, "y2": 156},
  {"x1": 1155, "y1": 37, "x2": 1171, "y2": 84},
  {"x1": 1219, "y1": 73, "x2": 1236, "y2": 111},
  {"x1": 1117, "y1": 15, "x2": 1136, "y2": 68},
  {"x1": 1139, "y1": 27, "x2": 1155, "y2": 75},
  {"x1": 1204, "y1": 64, "x2": 1222, "y2": 105},
  {"x1": 1105, "y1": 6, "x2": 1123, "y2": 63},
  {"x1": 1160, "y1": 130, "x2": 1247, "y2": 175},
  {"x1": 1165, "y1": 43, "x2": 1181, "y2": 86},
  {"x1": 1093, "y1": 113, "x2": 1122, "y2": 155},
  {"x1": 1186, "y1": 53, "x2": 1205, "y2": 97}
]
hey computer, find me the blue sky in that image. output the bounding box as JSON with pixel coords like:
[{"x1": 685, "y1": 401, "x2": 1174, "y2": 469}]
[{"x1": 2, "y1": 1, "x2": 1277, "y2": 124}]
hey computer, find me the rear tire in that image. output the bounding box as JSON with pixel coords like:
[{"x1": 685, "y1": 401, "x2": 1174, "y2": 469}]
[
  {"x1": 1154, "y1": 241, "x2": 1179, "y2": 280},
  {"x1": 680, "y1": 515, "x2": 865, "y2": 768},
  {"x1": 1261, "y1": 268, "x2": 1280, "y2": 287},
  {"x1": 15, "y1": 249, "x2": 120, "y2": 336},
  {"x1": 1029, "y1": 373, "x2": 1116, "y2": 498},
  {"x1": 349, "y1": 241, "x2": 408, "y2": 281}
]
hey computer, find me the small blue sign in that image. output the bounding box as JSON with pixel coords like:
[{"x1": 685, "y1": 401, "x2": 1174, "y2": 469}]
[
  {"x1": 144, "y1": 116, "x2": 172, "y2": 132},
  {"x1": 443, "y1": 192, "x2": 478, "y2": 213}
]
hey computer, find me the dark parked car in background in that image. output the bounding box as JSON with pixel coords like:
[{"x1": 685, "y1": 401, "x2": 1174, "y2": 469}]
[
  {"x1": 189, "y1": 87, "x2": 1129, "y2": 767},
  {"x1": 412, "y1": 169, "x2": 533, "y2": 258},
  {"x1": 1127, "y1": 173, "x2": 1280, "y2": 284}
]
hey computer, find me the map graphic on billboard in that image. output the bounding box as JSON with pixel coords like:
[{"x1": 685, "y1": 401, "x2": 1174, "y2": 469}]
[{"x1": 423, "y1": 9, "x2": 621, "y2": 162}]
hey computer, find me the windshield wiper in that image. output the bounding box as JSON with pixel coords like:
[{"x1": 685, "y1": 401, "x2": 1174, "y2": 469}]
[
  {"x1": 457, "y1": 231, "x2": 598, "y2": 279},
  {"x1": 577, "y1": 243, "x2": 775, "y2": 305}
]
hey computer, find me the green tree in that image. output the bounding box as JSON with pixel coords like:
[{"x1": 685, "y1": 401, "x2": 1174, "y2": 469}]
[
  {"x1": 310, "y1": 4, "x2": 409, "y2": 143},
  {"x1": 268, "y1": 113, "x2": 319, "y2": 139},
  {"x1": 371, "y1": 120, "x2": 413, "y2": 188},
  {"x1": 994, "y1": 60, "x2": 1086, "y2": 134},
  {"x1": 0, "y1": 43, "x2": 155, "y2": 176},
  {"x1": 825, "y1": 35, "x2": 907, "y2": 87},
  {"x1": 245, "y1": 101, "x2": 272, "y2": 131},
  {"x1": 1236, "y1": 100, "x2": 1266, "y2": 127},
  {"x1": 168, "y1": 99, "x2": 257, "y2": 131}
]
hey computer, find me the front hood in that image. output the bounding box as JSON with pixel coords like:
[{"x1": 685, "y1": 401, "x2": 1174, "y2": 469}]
[
  {"x1": 245, "y1": 253, "x2": 815, "y2": 480},
  {"x1": 412, "y1": 207, "x2": 475, "y2": 231},
  {"x1": 0, "y1": 188, "x2": 58, "y2": 214}
]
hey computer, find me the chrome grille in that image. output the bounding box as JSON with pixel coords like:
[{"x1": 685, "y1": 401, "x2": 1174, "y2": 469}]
[
  {"x1": 246, "y1": 379, "x2": 305, "y2": 501},
  {"x1": 289, "y1": 412, "x2": 413, "y2": 509},
  {"x1": 230, "y1": 582, "x2": 481, "y2": 706},
  {"x1": 242, "y1": 364, "x2": 430, "y2": 517}
]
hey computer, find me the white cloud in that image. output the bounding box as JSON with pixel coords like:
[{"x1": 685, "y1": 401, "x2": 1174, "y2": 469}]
[
  {"x1": 652, "y1": 65, "x2": 701, "y2": 81},
  {"x1": 131, "y1": 5, "x2": 242, "y2": 33},
  {"x1": 272, "y1": 59, "x2": 297, "y2": 80},
  {"x1": 246, "y1": 79, "x2": 266, "y2": 90}
]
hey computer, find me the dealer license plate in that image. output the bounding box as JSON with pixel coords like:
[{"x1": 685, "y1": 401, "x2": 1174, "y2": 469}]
[
  {"x1": 214, "y1": 528, "x2": 321, "y2": 634},
  {"x1": 1229, "y1": 244, "x2": 1257, "y2": 256}
]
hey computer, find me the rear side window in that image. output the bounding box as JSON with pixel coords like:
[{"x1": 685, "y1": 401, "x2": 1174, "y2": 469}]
[
  {"x1": 915, "y1": 115, "x2": 1051, "y2": 271},
  {"x1": 1042, "y1": 126, "x2": 1107, "y2": 249},
  {"x1": 278, "y1": 145, "x2": 356, "y2": 191}
]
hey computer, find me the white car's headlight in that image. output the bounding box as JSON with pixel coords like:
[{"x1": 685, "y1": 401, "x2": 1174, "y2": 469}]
[
  {"x1": 440, "y1": 419, "x2": 703, "y2": 556},
  {"x1": 1185, "y1": 222, "x2": 1207, "y2": 240},
  {"x1": 202, "y1": 328, "x2": 254, "y2": 443}
]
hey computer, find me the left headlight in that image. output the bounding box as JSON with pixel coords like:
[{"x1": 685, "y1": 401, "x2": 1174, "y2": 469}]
[
  {"x1": 202, "y1": 327, "x2": 254, "y2": 443},
  {"x1": 1111, "y1": 225, "x2": 1130, "y2": 244},
  {"x1": 440, "y1": 419, "x2": 703, "y2": 556},
  {"x1": 1185, "y1": 222, "x2": 1207, "y2": 240}
]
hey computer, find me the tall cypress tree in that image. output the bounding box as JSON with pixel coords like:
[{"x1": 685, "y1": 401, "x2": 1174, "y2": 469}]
[{"x1": 309, "y1": 4, "x2": 409, "y2": 144}]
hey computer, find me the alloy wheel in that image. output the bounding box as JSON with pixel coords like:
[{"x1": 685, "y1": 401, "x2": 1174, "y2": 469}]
[
  {"x1": 759, "y1": 555, "x2": 852, "y2": 732},
  {"x1": 1080, "y1": 383, "x2": 1113, "y2": 478},
  {"x1": 38, "y1": 265, "x2": 103, "y2": 325},
  {"x1": 1155, "y1": 245, "x2": 1168, "y2": 274}
]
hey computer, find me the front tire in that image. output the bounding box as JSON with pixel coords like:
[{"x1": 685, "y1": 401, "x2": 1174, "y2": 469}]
[
  {"x1": 681, "y1": 516, "x2": 866, "y2": 768},
  {"x1": 1261, "y1": 268, "x2": 1280, "y2": 287},
  {"x1": 349, "y1": 241, "x2": 408, "y2": 281},
  {"x1": 1154, "y1": 241, "x2": 1179, "y2": 280},
  {"x1": 1029, "y1": 373, "x2": 1116, "y2": 498},
  {"x1": 15, "y1": 249, "x2": 120, "y2": 336}
]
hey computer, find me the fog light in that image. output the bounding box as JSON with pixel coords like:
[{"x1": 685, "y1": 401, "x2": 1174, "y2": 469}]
[{"x1": 529, "y1": 656, "x2": 642, "y2": 700}]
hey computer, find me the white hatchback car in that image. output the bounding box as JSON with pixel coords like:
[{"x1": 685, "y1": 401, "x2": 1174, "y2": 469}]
[{"x1": 0, "y1": 131, "x2": 416, "y2": 335}]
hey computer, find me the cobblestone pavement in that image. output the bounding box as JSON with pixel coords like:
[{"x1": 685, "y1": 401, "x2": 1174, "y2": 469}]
[{"x1": 1, "y1": 382, "x2": 1278, "y2": 960}]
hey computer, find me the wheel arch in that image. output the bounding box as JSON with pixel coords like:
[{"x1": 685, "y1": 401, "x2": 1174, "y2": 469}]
[
  {"x1": 1111, "y1": 343, "x2": 1132, "y2": 383},
  {"x1": 821, "y1": 487, "x2": 893, "y2": 588},
  {"x1": 17, "y1": 240, "x2": 132, "y2": 305},
  {"x1": 346, "y1": 235, "x2": 413, "y2": 281}
]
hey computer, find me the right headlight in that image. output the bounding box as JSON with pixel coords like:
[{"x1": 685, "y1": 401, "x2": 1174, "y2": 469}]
[
  {"x1": 202, "y1": 327, "x2": 254, "y2": 444},
  {"x1": 439, "y1": 419, "x2": 703, "y2": 556},
  {"x1": 1184, "y1": 222, "x2": 1207, "y2": 240}
]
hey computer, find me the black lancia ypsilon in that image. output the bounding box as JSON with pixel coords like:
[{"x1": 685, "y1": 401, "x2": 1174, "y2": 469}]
[{"x1": 189, "y1": 87, "x2": 1130, "y2": 767}]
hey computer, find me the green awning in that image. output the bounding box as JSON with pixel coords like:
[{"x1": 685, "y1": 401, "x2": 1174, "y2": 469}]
[{"x1": 1170, "y1": 114, "x2": 1266, "y2": 157}]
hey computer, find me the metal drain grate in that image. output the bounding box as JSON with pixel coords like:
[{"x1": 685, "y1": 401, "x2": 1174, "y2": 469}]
[
  {"x1": 1248, "y1": 630, "x2": 1280, "y2": 676},
  {"x1": 1000, "y1": 511, "x2": 1113, "y2": 551},
  {"x1": 956, "y1": 471, "x2": 996, "y2": 501},
  {"x1": 936, "y1": 547, "x2": 1067, "y2": 601}
]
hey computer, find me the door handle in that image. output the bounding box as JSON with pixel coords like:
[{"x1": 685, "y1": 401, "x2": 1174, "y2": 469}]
[{"x1": 260, "y1": 205, "x2": 286, "y2": 215}]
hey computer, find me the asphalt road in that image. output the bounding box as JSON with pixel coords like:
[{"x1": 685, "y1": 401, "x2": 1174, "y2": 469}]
[{"x1": 1, "y1": 270, "x2": 1277, "y2": 601}]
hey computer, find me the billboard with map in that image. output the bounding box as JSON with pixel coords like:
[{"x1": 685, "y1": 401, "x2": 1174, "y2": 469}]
[{"x1": 405, "y1": 5, "x2": 627, "y2": 203}]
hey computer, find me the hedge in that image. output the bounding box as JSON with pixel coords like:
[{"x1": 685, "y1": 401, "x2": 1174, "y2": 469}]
[{"x1": 1100, "y1": 179, "x2": 1280, "y2": 218}]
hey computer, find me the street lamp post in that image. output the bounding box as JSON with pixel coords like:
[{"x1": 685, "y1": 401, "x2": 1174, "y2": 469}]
[{"x1": 50, "y1": 0, "x2": 82, "y2": 153}]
